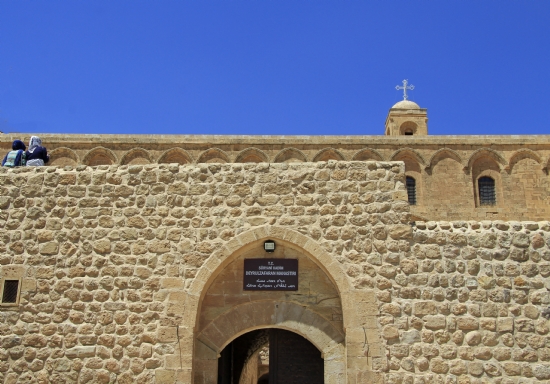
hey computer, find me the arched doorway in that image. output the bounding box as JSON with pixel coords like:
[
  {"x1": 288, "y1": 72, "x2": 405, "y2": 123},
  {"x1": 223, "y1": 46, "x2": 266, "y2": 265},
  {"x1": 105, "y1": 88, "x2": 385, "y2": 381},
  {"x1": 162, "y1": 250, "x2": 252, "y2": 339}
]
[
  {"x1": 218, "y1": 329, "x2": 324, "y2": 384},
  {"x1": 192, "y1": 231, "x2": 346, "y2": 383},
  {"x1": 173, "y1": 226, "x2": 384, "y2": 383}
]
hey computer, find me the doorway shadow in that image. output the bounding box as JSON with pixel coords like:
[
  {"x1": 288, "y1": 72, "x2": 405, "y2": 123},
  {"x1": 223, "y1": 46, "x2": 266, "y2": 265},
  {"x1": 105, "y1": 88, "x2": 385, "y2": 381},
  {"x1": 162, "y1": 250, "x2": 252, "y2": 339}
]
[{"x1": 218, "y1": 329, "x2": 323, "y2": 384}]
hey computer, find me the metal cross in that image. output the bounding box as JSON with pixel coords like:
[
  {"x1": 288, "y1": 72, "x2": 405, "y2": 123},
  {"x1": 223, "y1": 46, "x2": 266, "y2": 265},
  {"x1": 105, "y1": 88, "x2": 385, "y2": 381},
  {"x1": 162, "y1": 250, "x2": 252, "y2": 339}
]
[{"x1": 395, "y1": 79, "x2": 414, "y2": 100}]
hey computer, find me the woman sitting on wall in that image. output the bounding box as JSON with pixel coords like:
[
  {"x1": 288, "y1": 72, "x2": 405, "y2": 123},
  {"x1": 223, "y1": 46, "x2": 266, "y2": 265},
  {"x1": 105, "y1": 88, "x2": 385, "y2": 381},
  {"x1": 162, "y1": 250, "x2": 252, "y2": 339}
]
[
  {"x1": 26, "y1": 136, "x2": 50, "y2": 166},
  {"x1": 2, "y1": 140, "x2": 27, "y2": 167}
]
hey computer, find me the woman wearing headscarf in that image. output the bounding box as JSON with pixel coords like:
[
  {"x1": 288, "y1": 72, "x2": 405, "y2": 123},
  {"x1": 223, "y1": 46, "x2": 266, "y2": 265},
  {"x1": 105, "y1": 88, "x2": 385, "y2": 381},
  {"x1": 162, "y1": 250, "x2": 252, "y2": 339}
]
[
  {"x1": 26, "y1": 136, "x2": 50, "y2": 166},
  {"x1": 2, "y1": 140, "x2": 27, "y2": 167}
]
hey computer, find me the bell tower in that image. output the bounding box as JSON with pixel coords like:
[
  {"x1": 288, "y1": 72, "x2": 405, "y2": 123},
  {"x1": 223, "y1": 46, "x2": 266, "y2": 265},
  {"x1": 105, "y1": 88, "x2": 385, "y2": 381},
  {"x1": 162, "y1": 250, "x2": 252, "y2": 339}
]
[{"x1": 385, "y1": 80, "x2": 428, "y2": 136}]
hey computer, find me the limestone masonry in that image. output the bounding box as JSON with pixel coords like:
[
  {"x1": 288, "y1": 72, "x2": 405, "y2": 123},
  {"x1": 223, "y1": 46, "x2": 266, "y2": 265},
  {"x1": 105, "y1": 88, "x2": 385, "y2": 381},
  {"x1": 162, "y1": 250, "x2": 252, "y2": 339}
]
[
  {"x1": 2, "y1": 132, "x2": 549, "y2": 222},
  {"x1": 0, "y1": 100, "x2": 549, "y2": 383},
  {"x1": 0, "y1": 162, "x2": 547, "y2": 383}
]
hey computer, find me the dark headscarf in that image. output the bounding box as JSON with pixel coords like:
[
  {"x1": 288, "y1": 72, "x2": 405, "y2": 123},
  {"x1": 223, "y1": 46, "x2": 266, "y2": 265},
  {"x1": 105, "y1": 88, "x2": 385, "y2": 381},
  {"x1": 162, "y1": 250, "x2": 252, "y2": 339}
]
[{"x1": 12, "y1": 140, "x2": 26, "y2": 151}]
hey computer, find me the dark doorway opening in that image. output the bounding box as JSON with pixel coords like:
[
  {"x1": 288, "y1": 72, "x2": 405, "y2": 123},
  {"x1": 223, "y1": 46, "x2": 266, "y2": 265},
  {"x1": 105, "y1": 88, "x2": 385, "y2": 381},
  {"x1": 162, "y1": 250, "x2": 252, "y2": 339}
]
[
  {"x1": 218, "y1": 329, "x2": 324, "y2": 384},
  {"x1": 217, "y1": 329, "x2": 268, "y2": 384}
]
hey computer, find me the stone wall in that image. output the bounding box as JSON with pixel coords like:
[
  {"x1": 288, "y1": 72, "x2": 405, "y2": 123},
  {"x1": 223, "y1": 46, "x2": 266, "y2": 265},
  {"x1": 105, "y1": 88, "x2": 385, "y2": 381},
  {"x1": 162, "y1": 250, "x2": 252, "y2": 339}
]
[
  {"x1": 382, "y1": 221, "x2": 550, "y2": 384},
  {"x1": 0, "y1": 162, "x2": 548, "y2": 383},
  {"x1": 2, "y1": 133, "x2": 550, "y2": 222}
]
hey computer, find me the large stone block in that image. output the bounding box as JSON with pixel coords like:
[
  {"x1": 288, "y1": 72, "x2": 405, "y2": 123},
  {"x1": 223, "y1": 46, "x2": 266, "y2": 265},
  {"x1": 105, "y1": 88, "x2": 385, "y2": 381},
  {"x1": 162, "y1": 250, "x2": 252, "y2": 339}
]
[{"x1": 39, "y1": 241, "x2": 59, "y2": 255}]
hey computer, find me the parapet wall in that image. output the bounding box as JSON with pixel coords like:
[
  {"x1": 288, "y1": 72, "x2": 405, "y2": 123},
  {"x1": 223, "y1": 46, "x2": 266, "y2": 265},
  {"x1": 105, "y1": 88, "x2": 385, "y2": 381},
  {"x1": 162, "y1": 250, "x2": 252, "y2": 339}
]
[
  {"x1": 0, "y1": 162, "x2": 547, "y2": 383},
  {"x1": 2, "y1": 133, "x2": 550, "y2": 222}
]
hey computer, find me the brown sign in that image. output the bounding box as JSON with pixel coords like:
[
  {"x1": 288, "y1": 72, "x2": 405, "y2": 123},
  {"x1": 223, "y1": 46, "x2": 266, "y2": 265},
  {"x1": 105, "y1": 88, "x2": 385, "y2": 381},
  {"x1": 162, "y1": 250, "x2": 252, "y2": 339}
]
[{"x1": 243, "y1": 259, "x2": 298, "y2": 291}]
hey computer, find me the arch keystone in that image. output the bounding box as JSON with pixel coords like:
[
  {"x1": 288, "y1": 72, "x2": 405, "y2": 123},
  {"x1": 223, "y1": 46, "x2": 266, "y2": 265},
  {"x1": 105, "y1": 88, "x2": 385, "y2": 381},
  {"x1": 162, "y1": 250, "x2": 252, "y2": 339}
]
[
  {"x1": 266, "y1": 226, "x2": 287, "y2": 240},
  {"x1": 250, "y1": 226, "x2": 270, "y2": 240}
]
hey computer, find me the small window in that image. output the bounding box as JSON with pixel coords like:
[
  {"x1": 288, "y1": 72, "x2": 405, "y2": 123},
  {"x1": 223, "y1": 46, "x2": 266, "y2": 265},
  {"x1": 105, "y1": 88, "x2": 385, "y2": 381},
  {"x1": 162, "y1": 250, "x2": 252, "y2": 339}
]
[
  {"x1": 404, "y1": 130, "x2": 413, "y2": 136},
  {"x1": 478, "y1": 176, "x2": 496, "y2": 206},
  {"x1": 2, "y1": 280, "x2": 19, "y2": 304},
  {"x1": 406, "y1": 176, "x2": 416, "y2": 205}
]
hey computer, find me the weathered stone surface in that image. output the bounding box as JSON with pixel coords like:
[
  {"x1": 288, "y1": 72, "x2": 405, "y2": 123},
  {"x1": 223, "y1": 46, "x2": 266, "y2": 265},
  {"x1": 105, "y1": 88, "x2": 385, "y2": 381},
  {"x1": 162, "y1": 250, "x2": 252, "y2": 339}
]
[
  {"x1": 65, "y1": 346, "x2": 96, "y2": 359},
  {"x1": 0, "y1": 162, "x2": 546, "y2": 383},
  {"x1": 39, "y1": 241, "x2": 59, "y2": 255},
  {"x1": 414, "y1": 301, "x2": 437, "y2": 316},
  {"x1": 456, "y1": 317, "x2": 479, "y2": 330},
  {"x1": 401, "y1": 330, "x2": 421, "y2": 344},
  {"x1": 424, "y1": 315, "x2": 446, "y2": 330},
  {"x1": 534, "y1": 364, "x2": 550, "y2": 379},
  {"x1": 382, "y1": 325, "x2": 399, "y2": 340},
  {"x1": 93, "y1": 239, "x2": 111, "y2": 254}
]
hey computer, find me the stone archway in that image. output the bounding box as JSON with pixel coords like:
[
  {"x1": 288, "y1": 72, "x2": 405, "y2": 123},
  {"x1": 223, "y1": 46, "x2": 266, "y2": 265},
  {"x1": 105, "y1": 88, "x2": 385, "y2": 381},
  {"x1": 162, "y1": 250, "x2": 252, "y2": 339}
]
[
  {"x1": 158, "y1": 226, "x2": 384, "y2": 384},
  {"x1": 193, "y1": 234, "x2": 345, "y2": 383},
  {"x1": 217, "y1": 327, "x2": 327, "y2": 384}
]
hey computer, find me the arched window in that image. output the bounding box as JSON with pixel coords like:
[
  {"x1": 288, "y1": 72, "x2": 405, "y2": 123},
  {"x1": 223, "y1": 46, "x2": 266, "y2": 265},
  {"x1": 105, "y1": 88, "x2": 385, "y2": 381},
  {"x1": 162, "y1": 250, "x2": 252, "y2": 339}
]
[
  {"x1": 478, "y1": 176, "x2": 496, "y2": 205},
  {"x1": 400, "y1": 121, "x2": 417, "y2": 136},
  {"x1": 406, "y1": 176, "x2": 416, "y2": 205}
]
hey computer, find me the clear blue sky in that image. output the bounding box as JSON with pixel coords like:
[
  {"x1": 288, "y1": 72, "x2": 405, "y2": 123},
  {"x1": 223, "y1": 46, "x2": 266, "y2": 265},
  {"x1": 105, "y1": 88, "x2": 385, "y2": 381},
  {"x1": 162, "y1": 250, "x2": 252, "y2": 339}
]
[{"x1": 1, "y1": 1, "x2": 549, "y2": 136}]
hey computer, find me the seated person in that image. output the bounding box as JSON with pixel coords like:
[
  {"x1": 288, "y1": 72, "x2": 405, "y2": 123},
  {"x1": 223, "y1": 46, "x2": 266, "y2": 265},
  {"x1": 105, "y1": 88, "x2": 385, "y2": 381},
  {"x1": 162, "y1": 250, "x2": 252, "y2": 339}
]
[
  {"x1": 2, "y1": 140, "x2": 27, "y2": 167},
  {"x1": 26, "y1": 136, "x2": 50, "y2": 166}
]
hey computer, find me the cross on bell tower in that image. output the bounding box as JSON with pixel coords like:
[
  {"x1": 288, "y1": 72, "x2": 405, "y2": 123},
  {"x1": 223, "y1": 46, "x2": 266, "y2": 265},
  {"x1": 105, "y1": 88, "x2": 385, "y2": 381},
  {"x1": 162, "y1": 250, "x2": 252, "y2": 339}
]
[
  {"x1": 395, "y1": 79, "x2": 414, "y2": 100},
  {"x1": 385, "y1": 79, "x2": 428, "y2": 136}
]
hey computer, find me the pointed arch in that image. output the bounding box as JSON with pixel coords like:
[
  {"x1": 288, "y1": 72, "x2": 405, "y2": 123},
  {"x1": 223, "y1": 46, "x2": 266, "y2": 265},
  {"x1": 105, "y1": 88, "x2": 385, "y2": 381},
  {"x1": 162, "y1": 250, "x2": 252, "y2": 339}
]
[
  {"x1": 197, "y1": 148, "x2": 230, "y2": 164},
  {"x1": 390, "y1": 148, "x2": 426, "y2": 165},
  {"x1": 466, "y1": 148, "x2": 506, "y2": 172},
  {"x1": 506, "y1": 149, "x2": 542, "y2": 172},
  {"x1": 273, "y1": 148, "x2": 308, "y2": 163},
  {"x1": 172, "y1": 226, "x2": 382, "y2": 382},
  {"x1": 184, "y1": 226, "x2": 354, "y2": 331},
  {"x1": 197, "y1": 301, "x2": 344, "y2": 354},
  {"x1": 48, "y1": 147, "x2": 79, "y2": 167},
  {"x1": 426, "y1": 148, "x2": 463, "y2": 170},
  {"x1": 234, "y1": 147, "x2": 269, "y2": 163},
  {"x1": 120, "y1": 148, "x2": 152, "y2": 165},
  {"x1": 157, "y1": 148, "x2": 193, "y2": 165},
  {"x1": 82, "y1": 147, "x2": 118, "y2": 166},
  {"x1": 351, "y1": 148, "x2": 384, "y2": 161},
  {"x1": 424, "y1": 148, "x2": 470, "y2": 210},
  {"x1": 312, "y1": 148, "x2": 345, "y2": 162},
  {"x1": 469, "y1": 149, "x2": 504, "y2": 206}
]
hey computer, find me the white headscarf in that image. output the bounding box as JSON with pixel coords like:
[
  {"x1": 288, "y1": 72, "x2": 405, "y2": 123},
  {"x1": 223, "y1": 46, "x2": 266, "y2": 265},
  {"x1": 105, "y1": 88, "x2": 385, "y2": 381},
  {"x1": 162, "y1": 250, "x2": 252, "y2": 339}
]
[{"x1": 28, "y1": 136, "x2": 42, "y2": 153}]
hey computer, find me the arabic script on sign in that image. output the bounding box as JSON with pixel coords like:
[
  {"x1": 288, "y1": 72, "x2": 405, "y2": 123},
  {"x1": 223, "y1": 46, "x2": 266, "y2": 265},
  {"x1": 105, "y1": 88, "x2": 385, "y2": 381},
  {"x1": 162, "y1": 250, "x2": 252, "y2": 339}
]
[{"x1": 243, "y1": 259, "x2": 298, "y2": 291}]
